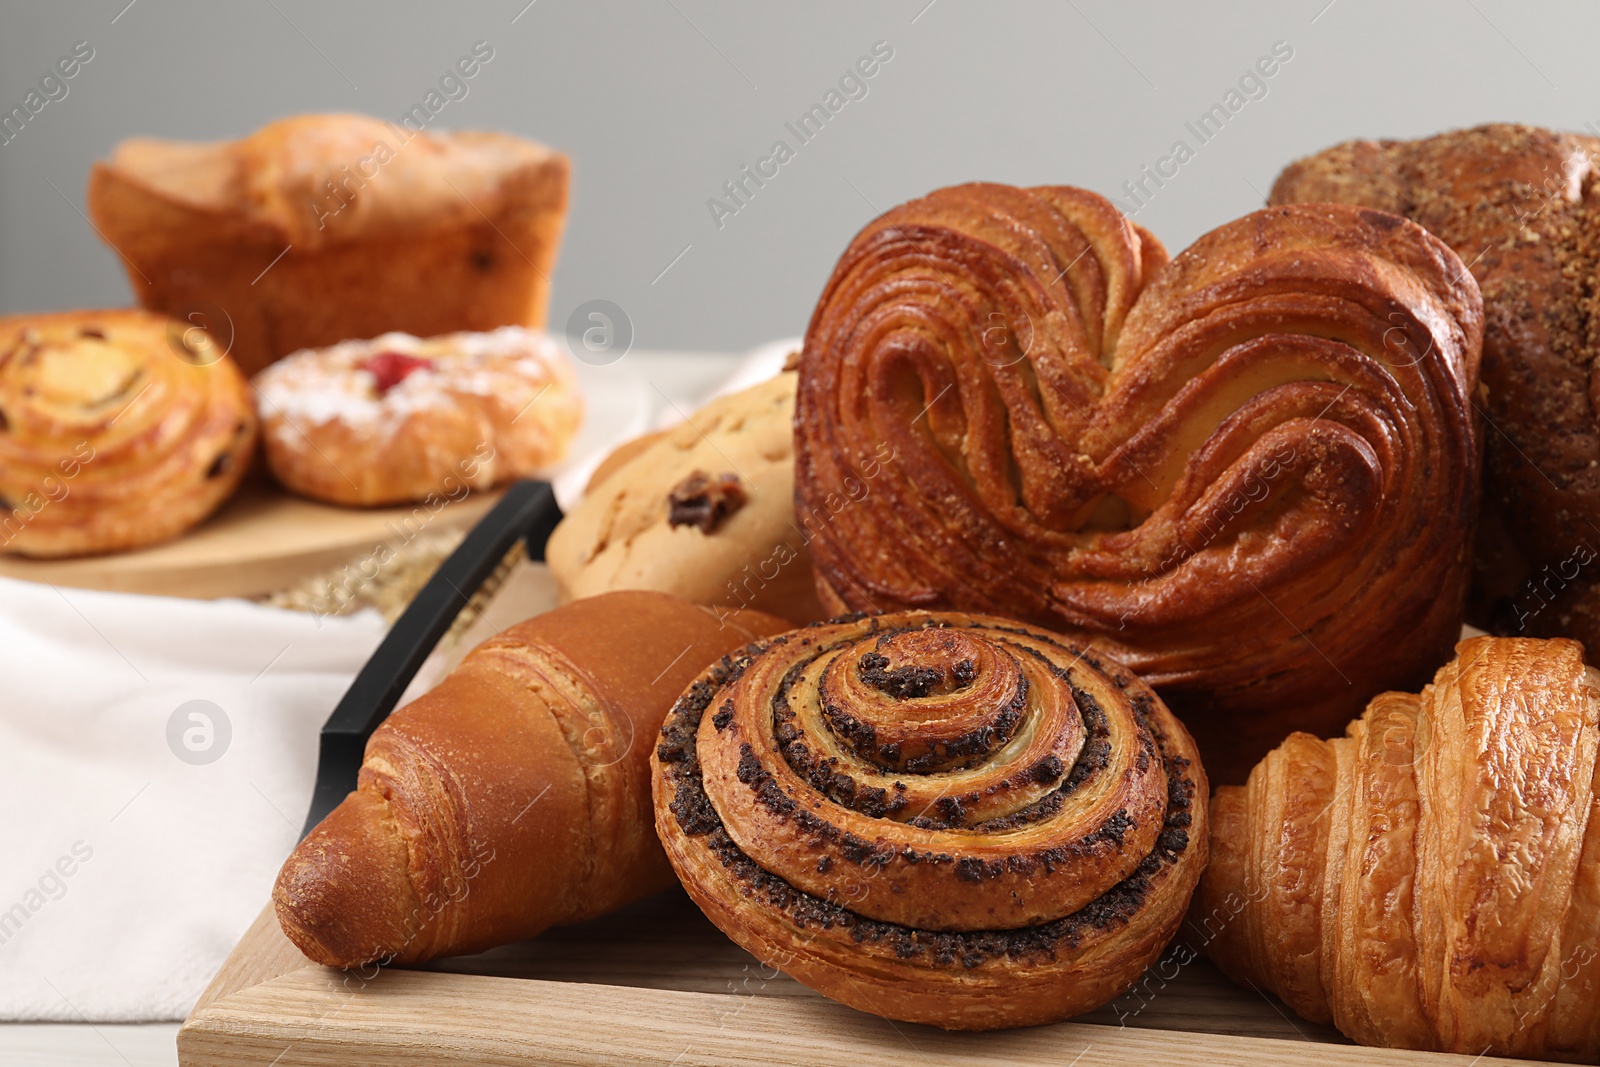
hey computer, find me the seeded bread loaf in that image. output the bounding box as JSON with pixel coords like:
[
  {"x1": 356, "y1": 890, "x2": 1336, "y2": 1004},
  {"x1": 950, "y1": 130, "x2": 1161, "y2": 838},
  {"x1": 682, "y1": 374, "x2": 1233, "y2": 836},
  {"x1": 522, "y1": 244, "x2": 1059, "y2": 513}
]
[{"x1": 1271, "y1": 124, "x2": 1600, "y2": 652}]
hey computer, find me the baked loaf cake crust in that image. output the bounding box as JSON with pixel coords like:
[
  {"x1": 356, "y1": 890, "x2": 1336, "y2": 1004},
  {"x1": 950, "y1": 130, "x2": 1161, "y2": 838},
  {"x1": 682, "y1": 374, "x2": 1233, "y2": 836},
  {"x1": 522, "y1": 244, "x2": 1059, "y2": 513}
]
[
  {"x1": 547, "y1": 371, "x2": 825, "y2": 623},
  {"x1": 1199, "y1": 636, "x2": 1600, "y2": 1060},
  {"x1": 0, "y1": 308, "x2": 256, "y2": 557},
  {"x1": 653, "y1": 610, "x2": 1207, "y2": 1030},
  {"x1": 253, "y1": 326, "x2": 581, "y2": 507},
  {"x1": 794, "y1": 183, "x2": 1483, "y2": 782},
  {"x1": 87, "y1": 113, "x2": 569, "y2": 376},
  {"x1": 1271, "y1": 124, "x2": 1600, "y2": 653}
]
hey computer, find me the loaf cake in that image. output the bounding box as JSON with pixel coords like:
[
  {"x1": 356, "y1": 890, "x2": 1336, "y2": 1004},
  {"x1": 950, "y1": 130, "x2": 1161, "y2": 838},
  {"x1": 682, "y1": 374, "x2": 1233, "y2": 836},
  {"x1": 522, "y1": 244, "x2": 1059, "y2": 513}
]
[{"x1": 87, "y1": 113, "x2": 569, "y2": 376}]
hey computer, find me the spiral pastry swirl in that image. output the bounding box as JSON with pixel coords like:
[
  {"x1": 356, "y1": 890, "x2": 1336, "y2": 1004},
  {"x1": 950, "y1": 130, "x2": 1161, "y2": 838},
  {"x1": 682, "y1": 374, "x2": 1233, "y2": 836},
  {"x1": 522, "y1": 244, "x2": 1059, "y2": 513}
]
[
  {"x1": 651, "y1": 610, "x2": 1207, "y2": 1030},
  {"x1": 0, "y1": 309, "x2": 256, "y2": 557},
  {"x1": 793, "y1": 184, "x2": 1483, "y2": 781}
]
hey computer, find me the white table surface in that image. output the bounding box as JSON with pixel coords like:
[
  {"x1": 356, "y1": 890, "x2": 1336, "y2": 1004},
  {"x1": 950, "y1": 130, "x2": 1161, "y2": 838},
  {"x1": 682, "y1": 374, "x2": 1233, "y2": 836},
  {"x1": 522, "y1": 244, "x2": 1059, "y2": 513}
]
[
  {"x1": 0, "y1": 1024, "x2": 182, "y2": 1066},
  {"x1": 0, "y1": 348, "x2": 746, "y2": 1067}
]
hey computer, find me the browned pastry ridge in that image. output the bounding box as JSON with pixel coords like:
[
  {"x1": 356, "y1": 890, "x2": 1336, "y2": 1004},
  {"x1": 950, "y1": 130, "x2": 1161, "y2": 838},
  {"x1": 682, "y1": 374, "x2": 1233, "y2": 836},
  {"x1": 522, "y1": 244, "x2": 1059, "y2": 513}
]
[
  {"x1": 794, "y1": 183, "x2": 1483, "y2": 782},
  {"x1": 1272, "y1": 124, "x2": 1600, "y2": 659},
  {"x1": 87, "y1": 113, "x2": 569, "y2": 376},
  {"x1": 652, "y1": 610, "x2": 1207, "y2": 1030},
  {"x1": 1197, "y1": 636, "x2": 1600, "y2": 1061},
  {"x1": 274, "y1": 591, "x2": 789, "y2": 968},
  {"x1": 0, "y1": 308, "x2": 256, "y2": 557}
]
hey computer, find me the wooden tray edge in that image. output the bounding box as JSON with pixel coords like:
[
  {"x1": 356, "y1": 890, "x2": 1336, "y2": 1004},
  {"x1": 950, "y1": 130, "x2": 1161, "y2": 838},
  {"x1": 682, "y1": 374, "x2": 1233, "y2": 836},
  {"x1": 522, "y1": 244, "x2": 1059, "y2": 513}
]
[
  {"x1": 187, "y1": 905, "x2": 315, "y2": 1016},
  {"x1": 176, "y1": 904, "x2": 1527, "y2": 1067}
]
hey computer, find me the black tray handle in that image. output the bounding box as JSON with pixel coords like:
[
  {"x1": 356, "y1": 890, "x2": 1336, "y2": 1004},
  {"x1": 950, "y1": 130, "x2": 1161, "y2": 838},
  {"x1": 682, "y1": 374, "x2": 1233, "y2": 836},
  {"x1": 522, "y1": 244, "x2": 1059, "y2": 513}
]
[{"x1": 300, "y1": 479, "x2": 563, "y2": 837}]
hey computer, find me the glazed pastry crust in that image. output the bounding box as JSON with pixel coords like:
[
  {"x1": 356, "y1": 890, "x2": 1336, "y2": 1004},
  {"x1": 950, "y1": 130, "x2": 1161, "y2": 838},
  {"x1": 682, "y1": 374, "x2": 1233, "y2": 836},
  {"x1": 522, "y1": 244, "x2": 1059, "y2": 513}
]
[
  {"x1": 0, "y1": 308, "x2": 256, "y2": 557},
  {"x1": 652, "y1": 610, "x2": 1207, "y2": 1030},
  {"x1": 87, "y1": 114, "x2": 569, "y2": 375},
  {"x1": 253, "y1": 327, "x2": 581, "y2": 507},
  {"x1": 1199, "y1": 636, "x2": 1600, "y2": 1061},
  {"x1": 274, "y1": 591, "x2": 789, "y2": 967},
  {"x1": 794, "y1": 183, "x2": 1483, "y2": 782},
  {"x1": 547, "y1": 372, "x2": 825, "y2": 622},
  {"x1": 1271, "y1": 124, "x2": 1600, "y2": 653}
]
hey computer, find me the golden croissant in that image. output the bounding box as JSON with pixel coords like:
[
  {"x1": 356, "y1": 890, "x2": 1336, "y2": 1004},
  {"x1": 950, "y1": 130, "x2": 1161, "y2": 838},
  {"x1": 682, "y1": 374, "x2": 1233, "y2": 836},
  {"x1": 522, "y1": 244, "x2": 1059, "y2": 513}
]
[
  {"x1": 275, "y1": 591, "x2": 789, "y2": 967},
  {"x1": 793, "y1": 182, "x2": 1483, "y2": 781},
  {"x1": 1198, "y1": 636, "x2": 1600, "y2": 1060},
  {"x1": 652, "y1": 609, "x2": 1207, "y2": 1030}
]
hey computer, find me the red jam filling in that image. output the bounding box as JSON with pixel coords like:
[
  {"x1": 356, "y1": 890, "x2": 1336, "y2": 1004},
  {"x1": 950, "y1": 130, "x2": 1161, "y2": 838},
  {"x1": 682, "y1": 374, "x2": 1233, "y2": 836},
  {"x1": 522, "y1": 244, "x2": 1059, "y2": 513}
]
[{"x1": 360, "y1": 351, "x2": 434, "y2": 395}]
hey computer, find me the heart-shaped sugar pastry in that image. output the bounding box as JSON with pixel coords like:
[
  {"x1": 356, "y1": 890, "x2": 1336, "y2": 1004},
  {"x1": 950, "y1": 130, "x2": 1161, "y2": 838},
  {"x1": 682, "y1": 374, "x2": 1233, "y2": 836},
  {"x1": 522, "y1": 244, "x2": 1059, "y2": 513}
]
[{"x1": 794, "y1": 183, "x2": 1483, "y2": 781}]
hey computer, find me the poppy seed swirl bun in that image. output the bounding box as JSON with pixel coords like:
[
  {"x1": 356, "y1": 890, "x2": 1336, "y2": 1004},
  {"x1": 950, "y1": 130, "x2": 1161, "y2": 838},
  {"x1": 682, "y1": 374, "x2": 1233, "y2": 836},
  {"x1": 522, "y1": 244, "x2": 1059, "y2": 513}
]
[{"x1": 651, "y1": 610, "x2": 1207, "y2": 1030}]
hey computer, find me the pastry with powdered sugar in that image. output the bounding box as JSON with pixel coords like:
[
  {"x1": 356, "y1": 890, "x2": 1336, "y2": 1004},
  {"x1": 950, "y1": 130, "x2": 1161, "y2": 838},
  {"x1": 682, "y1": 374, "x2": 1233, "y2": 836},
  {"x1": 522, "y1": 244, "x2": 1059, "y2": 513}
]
[{"x1": 253, "y1": 326, "x2": 581, "y2": 506}]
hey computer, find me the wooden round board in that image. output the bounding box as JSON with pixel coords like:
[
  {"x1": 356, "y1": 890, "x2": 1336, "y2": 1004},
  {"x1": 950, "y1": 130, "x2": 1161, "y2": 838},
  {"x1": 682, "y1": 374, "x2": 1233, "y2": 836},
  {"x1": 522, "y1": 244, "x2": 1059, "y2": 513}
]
[{"x1": 0, "y1": 477, "x2": 505, "y2": 600}]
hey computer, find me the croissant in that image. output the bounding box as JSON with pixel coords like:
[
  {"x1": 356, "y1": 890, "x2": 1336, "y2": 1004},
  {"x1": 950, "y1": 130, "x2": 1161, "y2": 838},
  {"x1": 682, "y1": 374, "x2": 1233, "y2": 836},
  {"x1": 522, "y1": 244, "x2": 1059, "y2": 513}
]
[
  {"x1": 274, "y1": 590, "x2": 788, "y2": 967},
  {"x1": 0, "y1": 308, "x2": 256, "y2": 557},
  {"x1": 1198, "y1": 636, "x2": 1600, "y2": 1060},
  {"x1": 652, "y1": 609, "x2": 1207, "y2": 1030},
  {"x1": 1271, "y1": 125, "x2": 1600, "y2": 660},
  {"x1": 793, "y1": 183, "x2": 1483, "y2": 781}
]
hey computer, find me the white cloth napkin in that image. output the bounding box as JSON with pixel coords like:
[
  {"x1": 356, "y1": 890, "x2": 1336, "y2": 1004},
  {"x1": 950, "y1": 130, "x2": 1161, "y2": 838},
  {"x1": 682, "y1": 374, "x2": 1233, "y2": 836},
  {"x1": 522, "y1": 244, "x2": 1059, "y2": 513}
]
[
  {"x1": 0, "y1": 341, "x2": 794, "y2": 1023},
  {"x1": 0, "y1": 578, "x2": 386, "y2": 1021}
]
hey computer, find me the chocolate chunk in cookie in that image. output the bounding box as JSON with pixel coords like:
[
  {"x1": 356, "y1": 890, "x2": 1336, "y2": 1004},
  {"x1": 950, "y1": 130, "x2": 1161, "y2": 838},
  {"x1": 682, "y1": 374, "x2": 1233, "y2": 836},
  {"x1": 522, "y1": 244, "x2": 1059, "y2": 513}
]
[{"x1": 668, "y1": 470, "x2": 747, "y2": 534}]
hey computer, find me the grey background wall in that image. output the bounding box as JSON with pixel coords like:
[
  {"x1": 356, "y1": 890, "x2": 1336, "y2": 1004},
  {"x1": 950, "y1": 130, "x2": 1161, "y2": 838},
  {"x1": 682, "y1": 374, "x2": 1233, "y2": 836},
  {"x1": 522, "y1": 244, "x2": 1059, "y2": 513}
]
[{"x1": 1, "y1": 0, "x2": 1597, "y2": 353}]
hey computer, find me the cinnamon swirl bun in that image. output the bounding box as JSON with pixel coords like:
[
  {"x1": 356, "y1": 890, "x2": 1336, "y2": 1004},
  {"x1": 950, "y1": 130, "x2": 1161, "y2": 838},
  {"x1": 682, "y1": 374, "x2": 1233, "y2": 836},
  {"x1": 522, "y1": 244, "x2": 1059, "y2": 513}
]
[
  {"x1": 794, "y1": 184, "x2": 1483, "y2": 781},
  {"x1": 0, "y1": 308, "x2": 256, "y2": 557},
  {"x1": 652, "y1": 610, "x2": 1207, "y2": 1030}
]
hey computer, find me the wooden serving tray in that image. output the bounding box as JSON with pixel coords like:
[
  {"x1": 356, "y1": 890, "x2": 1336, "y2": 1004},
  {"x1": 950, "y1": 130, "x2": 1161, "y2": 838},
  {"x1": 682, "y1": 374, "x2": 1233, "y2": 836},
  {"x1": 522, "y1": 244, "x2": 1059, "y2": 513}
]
[{"x1": 176, "y1": 890, "x2": 1531, "y2": 1066}]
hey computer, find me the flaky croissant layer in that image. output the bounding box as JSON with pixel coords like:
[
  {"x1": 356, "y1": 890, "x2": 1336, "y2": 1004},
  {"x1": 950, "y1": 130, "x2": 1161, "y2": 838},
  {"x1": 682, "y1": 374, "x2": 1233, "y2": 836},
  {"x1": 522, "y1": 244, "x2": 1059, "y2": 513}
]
[
  {"x1": 652, "y1": 610, "x2": 1207, "y2": 1030},
  {"x1": 1198, "y1": 636, "x2": 1600, "y2": 1061},
  {"x1": 274, "y1": 591, "x2": 790, "y2": 968},
  {"x1": 794, "y1": 182, "x2": 1484, "y2": 782}
]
